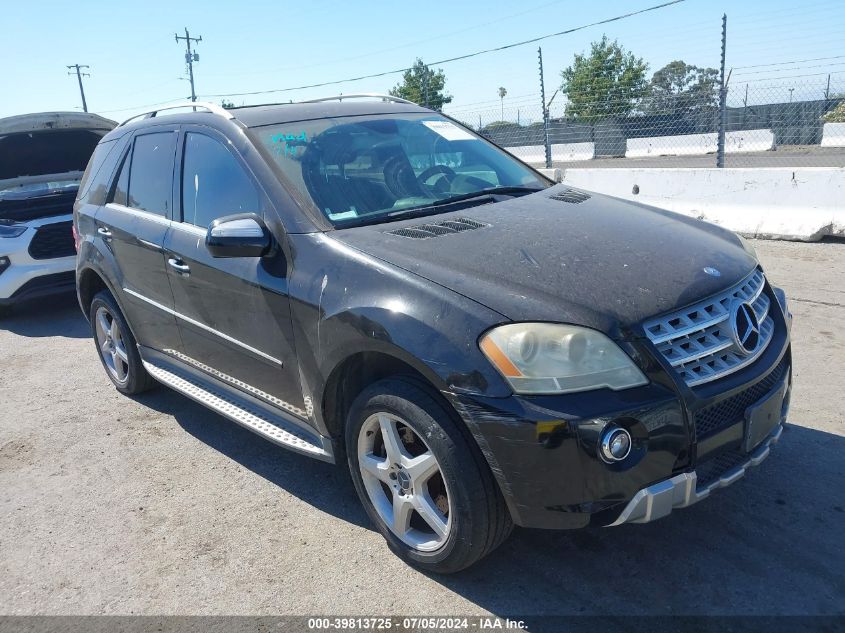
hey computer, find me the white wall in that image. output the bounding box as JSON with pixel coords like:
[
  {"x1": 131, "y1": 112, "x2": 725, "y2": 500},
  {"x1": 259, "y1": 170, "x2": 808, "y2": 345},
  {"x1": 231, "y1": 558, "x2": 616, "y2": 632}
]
[
  {"x1": 625, "y1": 129, "x2": 774, "y2": 158},
  {"x1": 562, "y1": 167, "x2": 845, "y2": 241},
  {"x1": 821, "y1": 123, "x2": 845, "y2": 147},
  {"x1": 507, "y1": 142, "x2": 594, "y2": 164}
]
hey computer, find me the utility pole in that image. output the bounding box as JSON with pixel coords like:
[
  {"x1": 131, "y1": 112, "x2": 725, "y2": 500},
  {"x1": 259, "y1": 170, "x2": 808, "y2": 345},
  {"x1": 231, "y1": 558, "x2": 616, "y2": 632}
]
[
  {"x1": 788, "y1": 88, "x2": 794, "y2": 103},
  {"x1": 538, "y1": 47, "x2": 551, "y2": 169},
  {"x1": 67, "y1": 64, "x2": 90, "y2": 112},
  {"x1": 175, "y1": 28, "x2": 202, "y2": 102},
  {"x1": 716, "y1": 14, "x2": 727, "y2": 169},
  {"x1": 825, "y1": 74, "x2": 831, "y2": 100}
]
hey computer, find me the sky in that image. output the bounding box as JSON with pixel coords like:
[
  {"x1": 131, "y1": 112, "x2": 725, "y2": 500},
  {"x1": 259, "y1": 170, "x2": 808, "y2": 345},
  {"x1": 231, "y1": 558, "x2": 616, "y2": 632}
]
[{"x1": 2, "y1": 0, "x2": 843, "y2": 123}]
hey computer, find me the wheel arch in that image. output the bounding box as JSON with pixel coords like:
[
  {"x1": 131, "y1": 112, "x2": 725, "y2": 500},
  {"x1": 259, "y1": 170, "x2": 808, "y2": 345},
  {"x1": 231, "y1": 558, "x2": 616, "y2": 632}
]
[
  {"x1": 77, "y1": 265, "x2": 110, "y2": 319},
  {"x1": 76, "y1": 264, "x2": 139, "y2": 342},
  {"x1": 320, "y1": 349, "x2": 459, "y2": 441}
]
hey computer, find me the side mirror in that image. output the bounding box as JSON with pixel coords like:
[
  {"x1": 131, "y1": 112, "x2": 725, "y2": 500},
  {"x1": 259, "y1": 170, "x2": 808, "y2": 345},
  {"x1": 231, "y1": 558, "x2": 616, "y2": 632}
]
[{"x1": 206, "y1": 213, "x2": 271, "y2": 258}]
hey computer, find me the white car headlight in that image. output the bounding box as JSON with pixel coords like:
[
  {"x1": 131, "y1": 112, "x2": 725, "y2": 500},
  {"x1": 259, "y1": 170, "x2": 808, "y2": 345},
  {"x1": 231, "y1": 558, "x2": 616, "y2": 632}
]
[
  {"x1": 479, "y1": 323, "x2": 648, "y2": 395},
  {"x1": 0, "y1": 221, "x2": 27, "y2": 238}
]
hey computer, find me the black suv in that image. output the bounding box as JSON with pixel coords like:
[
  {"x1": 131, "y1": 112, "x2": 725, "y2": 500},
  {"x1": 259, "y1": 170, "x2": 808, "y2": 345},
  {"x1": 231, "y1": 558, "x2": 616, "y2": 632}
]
[{"x1": 75, "y1": 97, "x2": 792, "y2": 573}]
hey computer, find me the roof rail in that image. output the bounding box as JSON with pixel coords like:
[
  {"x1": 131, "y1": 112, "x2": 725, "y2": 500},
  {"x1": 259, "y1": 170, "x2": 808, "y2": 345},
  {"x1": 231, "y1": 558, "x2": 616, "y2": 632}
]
[
  {"x1": 300, "y1": 93, "x2": 417, "y2": 106},
  {"x1": 119, "y1": 101, "x2": 235, "y2": 127}
]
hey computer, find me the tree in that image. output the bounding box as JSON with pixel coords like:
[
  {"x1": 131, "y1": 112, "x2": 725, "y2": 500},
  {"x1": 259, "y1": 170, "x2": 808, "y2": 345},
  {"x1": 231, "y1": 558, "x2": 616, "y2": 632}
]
[
  {"x1": 220, "y1": 99, "x2": 236, "y2": 109},
  {"x1": 389, "y1": 59, "x2": 453, "y2": 110},
  {"x1": 560, "y1": 36, "x2": 648, "y2": 120},
  {"x1": 498, "y1": 86, "x2": 507, "y2": 121},
  {"x1": 646, "y1": 61, "x2": 719, "y2": 116},
  {"x1": 823, "y1": 99, "x2": 845, "y2": 123}
]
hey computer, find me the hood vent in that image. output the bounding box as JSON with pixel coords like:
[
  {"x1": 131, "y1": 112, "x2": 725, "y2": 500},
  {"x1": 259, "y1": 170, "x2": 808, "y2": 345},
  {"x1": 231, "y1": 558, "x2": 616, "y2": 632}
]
[
  {"x1": 387, "y1": 217, "x2": 488, "y2": 239},
  {"x1": 549, "y1": 189, "x2": 591, "y2": 204}
]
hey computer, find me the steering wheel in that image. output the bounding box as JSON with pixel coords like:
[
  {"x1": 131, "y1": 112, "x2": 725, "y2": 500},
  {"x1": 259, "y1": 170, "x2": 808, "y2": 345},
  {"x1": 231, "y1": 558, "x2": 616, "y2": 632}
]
[{"x1": 416, "y1": 164, "x2": 457, "y2": 192}]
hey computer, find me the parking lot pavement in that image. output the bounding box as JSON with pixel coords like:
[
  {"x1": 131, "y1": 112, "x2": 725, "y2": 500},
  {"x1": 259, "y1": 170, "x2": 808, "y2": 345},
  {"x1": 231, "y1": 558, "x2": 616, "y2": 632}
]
[{"x1": 0, "y1": 240, "x2": 843, "y2": 619}]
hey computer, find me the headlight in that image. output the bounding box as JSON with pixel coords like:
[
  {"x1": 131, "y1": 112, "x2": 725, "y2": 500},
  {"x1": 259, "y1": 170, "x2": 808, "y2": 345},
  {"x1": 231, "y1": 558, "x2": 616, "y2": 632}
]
[
  {"x1": 479, "y1": 323, "x2": 648, "y2": 395},
  {"x1": 0, "y1": 221, "x2": 27, "y2": 238}
]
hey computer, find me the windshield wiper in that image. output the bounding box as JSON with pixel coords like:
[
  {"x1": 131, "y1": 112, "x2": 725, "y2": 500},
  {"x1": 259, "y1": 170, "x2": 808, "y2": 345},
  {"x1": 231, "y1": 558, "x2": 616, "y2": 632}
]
[{"x1": 386, "y1": 186, "x2": 542, "y2": 219}]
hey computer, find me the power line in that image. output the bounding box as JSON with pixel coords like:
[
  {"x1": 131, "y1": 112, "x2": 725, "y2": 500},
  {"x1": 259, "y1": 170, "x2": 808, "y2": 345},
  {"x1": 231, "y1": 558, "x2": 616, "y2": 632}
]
[
  {"x1": 201, "y1": 0, "x2": 575, "y2": 80},
  {"x1": 200, "y1": 0, "x2": 688, "y2": 99},
  {"x1": 67, "y1": 64, "x2": 90, "y2": 113},
  {"x1": 735, "y1": 62, "x2": 845, "y2": 77},
  {"x1": 733, "y1": 55, "x2": 845, "y2": 70},
  {"x1": 740, "y1": 70, "x2": 845, "y2": 84},
  {"x1": 99, "y1": 98, "x2": 183, "y2": 115}
]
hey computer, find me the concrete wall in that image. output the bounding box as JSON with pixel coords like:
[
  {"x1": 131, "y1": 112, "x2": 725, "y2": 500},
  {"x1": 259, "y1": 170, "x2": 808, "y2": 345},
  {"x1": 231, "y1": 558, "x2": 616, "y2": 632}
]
[
  {"x1": 506, "y1": 142, "x2": 594, "y2": 164},
  {"x1": 562, "y1": 167, "x2": 845, "y2": 242},
  {"x1": 821, "y1": 123, "x2": 845, "y2": 147},
  {"x1": 625, "y1": 129, "x2": 774, "y2": 158}
]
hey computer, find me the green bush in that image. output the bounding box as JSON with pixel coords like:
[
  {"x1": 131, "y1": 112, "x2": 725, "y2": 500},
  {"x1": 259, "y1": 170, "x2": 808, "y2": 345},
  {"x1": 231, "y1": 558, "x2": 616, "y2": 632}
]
[{"x1": 823, "y1": 102, "x2": 845, "y2": 123}]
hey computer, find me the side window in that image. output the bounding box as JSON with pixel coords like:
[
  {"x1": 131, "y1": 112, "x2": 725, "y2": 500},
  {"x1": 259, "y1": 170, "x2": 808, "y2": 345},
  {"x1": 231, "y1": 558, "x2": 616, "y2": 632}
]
[
  {"x1": 181, "y1": 132, "x2": 260, "y2": 228},
  {"x1": 77, "y1": 139, "x2": 116, "y2": 204},
  {"x1": 127, "y1": 132, "x2": 177, "y2": 216},
  {"x1": 109, "y1": 151, "x2": 130, "y2": 206}
]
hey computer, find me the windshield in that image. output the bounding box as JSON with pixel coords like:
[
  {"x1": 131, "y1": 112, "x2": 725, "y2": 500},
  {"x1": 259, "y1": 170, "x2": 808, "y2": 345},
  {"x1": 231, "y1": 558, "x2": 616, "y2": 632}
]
[{"x1": 252, "y1": 113, "x2": 547, "y2": 226}]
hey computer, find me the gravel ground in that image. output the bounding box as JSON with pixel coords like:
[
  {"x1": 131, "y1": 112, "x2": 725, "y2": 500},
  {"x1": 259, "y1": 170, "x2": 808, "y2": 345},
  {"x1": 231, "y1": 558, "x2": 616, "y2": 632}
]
[{"x1": 0, "y1": 240, "x2": 843, "y2": 618}]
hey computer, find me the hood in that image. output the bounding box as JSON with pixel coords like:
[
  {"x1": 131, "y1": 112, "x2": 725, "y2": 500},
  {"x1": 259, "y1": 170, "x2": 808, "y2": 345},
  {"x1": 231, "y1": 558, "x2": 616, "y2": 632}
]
[
  {"x1": 0, "y1": 112, "x2": 116, "y2": 187},
  {"x1": 331, "y1": 186, "x2": 757, "y2": 338}
]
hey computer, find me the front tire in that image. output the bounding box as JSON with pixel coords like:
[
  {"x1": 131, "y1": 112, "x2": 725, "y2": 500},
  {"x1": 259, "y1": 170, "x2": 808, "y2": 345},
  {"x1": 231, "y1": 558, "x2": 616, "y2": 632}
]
[
  {"x1": 346, "y1": 377, "x2": 512, "y2": 573},
  {"x1": 89, "y1": 290, "x2": 156, "y2": 395}
]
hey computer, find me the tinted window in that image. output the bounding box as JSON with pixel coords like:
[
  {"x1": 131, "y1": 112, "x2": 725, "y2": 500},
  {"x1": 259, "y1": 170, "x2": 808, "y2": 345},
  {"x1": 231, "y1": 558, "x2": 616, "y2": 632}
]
[
  {"x1": 77, "y1": 139, "x2": 116, "y2": 204},
  {"x1": 110, "y1": 151, "x2": 130, "y2": 206},
  {"x1": 181, "y1": 133, "x2": 260, "y2": 228},
  {"x1": 127, "y1": 132, "x2": 176, "y2": 216}
]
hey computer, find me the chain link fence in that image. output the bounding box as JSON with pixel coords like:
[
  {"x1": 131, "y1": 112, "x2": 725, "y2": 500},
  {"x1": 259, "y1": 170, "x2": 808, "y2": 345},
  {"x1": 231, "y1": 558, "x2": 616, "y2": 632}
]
[{"x1": 447, "y1": 77, "x2": 845, "y2": 168}]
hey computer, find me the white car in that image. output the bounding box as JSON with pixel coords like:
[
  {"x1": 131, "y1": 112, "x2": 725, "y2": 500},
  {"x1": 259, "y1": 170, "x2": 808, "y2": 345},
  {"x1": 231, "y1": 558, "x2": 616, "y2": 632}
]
[{"x1": 0, "y1": 111, "x2": 115, "y2": 315}]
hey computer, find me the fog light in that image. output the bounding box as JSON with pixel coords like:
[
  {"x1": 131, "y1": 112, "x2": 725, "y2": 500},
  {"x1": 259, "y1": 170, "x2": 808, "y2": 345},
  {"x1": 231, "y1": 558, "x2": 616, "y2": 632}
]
[{"x1": 599, "y1": 426, "x2": 632, "y2": 463}]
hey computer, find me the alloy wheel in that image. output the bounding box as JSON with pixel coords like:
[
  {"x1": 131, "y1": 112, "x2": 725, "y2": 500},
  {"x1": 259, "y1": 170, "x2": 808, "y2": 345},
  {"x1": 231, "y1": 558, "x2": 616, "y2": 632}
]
[
  {"x1": 94, "y1": 306, "x2": 129, "y2": 384},
  {"x1": 357, "y1": 412, "x2": 452, "y2": 551}
]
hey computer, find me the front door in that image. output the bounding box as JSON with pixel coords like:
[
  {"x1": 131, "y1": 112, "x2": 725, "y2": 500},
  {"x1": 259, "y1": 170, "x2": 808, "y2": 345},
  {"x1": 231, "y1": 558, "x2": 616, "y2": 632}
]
[{"x1": 163, "y1": 127, "x2": 307, "y2": 419}]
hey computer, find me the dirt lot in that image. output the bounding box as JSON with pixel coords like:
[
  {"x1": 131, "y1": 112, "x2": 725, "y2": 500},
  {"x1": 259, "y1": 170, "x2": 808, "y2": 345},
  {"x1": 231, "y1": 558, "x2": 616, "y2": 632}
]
[{"x1": 0, "y1": 240, "x2": 843, "y2": 618}]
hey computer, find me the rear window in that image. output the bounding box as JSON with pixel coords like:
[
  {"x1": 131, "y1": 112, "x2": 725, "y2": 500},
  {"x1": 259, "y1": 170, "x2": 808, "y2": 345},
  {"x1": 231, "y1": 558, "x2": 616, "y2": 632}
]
[
  {"x1": 127, "y1": 132, "x2": 177, "y2": 216},
  {"x1": 77, "y1": 139, "x2": 117, "y2": 204}
]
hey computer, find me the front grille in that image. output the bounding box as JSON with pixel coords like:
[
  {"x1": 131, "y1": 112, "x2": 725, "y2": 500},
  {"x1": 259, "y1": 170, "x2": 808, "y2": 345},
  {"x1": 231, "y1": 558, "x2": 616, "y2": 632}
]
[
  {"x1": 387, "y1": 217, "x2": 487, "y2": 239},
  {"x1": 693, "y1": 355, "x2": 789, "y2": 437},
  {"x1": 643, "y1": 269, "x2": 774, "y2": 387},
  {"x1": 696, "y1": 448, "x2": 748, "y2": 489},
  {"x1": 27, "y1": 221, "x2": 75, "y2": 260}
]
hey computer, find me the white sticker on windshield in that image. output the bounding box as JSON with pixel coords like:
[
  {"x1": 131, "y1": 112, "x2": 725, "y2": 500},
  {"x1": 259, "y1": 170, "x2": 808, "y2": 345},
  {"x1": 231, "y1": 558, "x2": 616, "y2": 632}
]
[{"x1": 422, "y1": 120, "x2": 475, "y2": 141}]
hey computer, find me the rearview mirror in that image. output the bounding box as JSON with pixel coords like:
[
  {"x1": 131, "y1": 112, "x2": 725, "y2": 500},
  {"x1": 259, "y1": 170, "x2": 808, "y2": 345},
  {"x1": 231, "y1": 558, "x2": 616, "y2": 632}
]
[{"x1": 206, "y1": 213, "x2": 271, "y2": 258}]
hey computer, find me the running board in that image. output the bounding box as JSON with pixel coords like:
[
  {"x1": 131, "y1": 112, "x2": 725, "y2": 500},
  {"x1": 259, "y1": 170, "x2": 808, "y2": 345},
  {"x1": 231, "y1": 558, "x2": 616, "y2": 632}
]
[{"x1": 142, "y1": 360, "x2": 334, "y2": 462}]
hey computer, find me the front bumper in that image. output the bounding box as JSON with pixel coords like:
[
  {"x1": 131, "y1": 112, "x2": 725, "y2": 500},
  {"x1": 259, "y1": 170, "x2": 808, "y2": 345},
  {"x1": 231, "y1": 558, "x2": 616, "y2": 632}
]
[
  {"x1": 449, "y1": 283, "x2": 792, "y2": 530},
  {"x1": 609, "y1": 423, "x2": 783, "y2": 526},
  {"x1": 0, "y1": 217, "x2": 76, "y2": 304}
]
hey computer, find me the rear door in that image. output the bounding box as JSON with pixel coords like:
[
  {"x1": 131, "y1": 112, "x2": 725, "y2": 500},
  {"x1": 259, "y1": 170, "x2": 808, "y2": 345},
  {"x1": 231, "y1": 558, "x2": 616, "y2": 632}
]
[
  {"x1": 163, "y1": 126, "x2": 306, "y2": 417},
  {"x1": 96, "y1": 126, "x2": 182, "y2": 352}
]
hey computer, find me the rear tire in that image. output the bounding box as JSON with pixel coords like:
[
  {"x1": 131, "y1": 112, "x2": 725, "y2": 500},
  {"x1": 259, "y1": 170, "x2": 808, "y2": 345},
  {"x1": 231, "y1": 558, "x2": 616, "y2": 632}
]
[
  {"x1": 345, "y1": 377, "x2": 512, "y2": 573},
  {"x1": 89, "y1": 290, "x2": 156, "y2": 395}
]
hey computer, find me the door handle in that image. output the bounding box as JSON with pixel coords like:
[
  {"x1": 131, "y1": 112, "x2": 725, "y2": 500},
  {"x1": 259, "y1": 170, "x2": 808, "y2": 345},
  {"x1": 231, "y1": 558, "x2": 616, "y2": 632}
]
[
  {"x1": 97, "y1": 226, "x2": 112, "y2": 239},
  {"x1": 167, "y1": 257, "x2": 191, "y2": 275}
]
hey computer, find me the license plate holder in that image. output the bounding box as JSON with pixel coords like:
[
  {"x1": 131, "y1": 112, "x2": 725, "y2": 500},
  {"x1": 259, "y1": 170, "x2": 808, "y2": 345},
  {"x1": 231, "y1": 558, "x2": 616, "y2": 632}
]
[{"x1": 744, "y1": 378, "x2": 787, "y2": 452}]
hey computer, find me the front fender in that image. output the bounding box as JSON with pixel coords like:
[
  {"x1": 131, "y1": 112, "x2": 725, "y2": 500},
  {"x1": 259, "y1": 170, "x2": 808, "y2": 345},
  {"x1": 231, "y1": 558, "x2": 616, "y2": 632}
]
[{"x1": 287, "y1": 233, "x2": 514, "y2": 433}]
